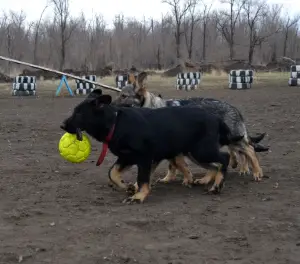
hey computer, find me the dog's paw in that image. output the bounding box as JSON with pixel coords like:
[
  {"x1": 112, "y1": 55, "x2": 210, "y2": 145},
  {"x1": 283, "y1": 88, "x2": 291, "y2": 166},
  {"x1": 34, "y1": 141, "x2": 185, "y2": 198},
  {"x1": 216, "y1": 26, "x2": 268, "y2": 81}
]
[
  {"x1": 231, "y1": 163, "x2": 238, "y2": 169},
  {"x1": 122, "y1": 196, "x2": 142, "y2": 204},
  {"x1": 108, "y1": 182, "x2": 118, "y2": 191},
  {"x1": 230, "y1": 160, "x2": 238, "y2": 169},
  {"x1": 253, "y1": 172, "x2": 263, "y2": 182},
  {"x1": 193, "y1": 175, "x2": 214, "y2": 185},
  {"x1": 122, "y1": 191, "x2": 148, "y2": 204},
  {"x1": 182, "y1": 179, "x2": 193, "y2": 188},
  {"x1": 156, "y1": 176, "x2": 175, "y2": 184},
  {"x1": 126, "y1": 183, "x2": 138, "y2": 196},
  {"x1": 193, "y1": 178, "x2": 206, "y2": 185},
  {"x1": 122, "y1": 195, "x2": 145, "y2": 204},
  {"x1": 207, "y1": 182, "x2": 224, "y2": 194},
  {"x1": 239, "y1": 169, "x2": 250, "y2": 176}
]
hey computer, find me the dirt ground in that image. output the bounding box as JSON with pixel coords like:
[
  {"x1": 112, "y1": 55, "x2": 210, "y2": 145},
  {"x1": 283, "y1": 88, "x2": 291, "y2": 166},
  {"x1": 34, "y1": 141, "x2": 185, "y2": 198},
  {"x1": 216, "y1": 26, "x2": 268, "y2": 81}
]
[{"x1": 0, "y1": 79, "x2": 300, "y2": 264}]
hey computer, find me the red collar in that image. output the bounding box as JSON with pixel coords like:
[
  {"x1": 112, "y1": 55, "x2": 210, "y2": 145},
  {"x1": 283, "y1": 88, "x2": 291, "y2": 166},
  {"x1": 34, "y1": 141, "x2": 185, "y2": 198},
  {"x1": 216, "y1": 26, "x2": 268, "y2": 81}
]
[{"x1": 96, "y1": 123, "x2": 115, "y2": 166}]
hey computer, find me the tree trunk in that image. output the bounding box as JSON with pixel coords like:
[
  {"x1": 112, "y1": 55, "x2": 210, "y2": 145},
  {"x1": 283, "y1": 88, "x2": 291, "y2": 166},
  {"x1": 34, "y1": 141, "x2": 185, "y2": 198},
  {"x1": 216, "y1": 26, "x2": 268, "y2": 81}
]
[
  {"x1": 248, "y1": 44, "x2": 254, "y2": 65},
  {"x1": 156, "y1": 45, "x2": 161, "y2": 70},
  {"x1": 271, "y1": 43, "x2": 277, "y2": 62},
  {"x1": 33, "y1": 6, "x2": 48, "y2": 65},
  {"x1": 109, "y1": 36, "x2": 113, "y2": 61},
  {"x1": 175, "y1": 25, "x2": 181, "y2": 61},
  {"x1": 6, "y1": 26, "x2": 13, "y2": 72},
  {"x1": 229, "y1": 40, "x2": 234, "y2": 60},
  {"x1": 202, "y1": 21, "x2": 207, "y2": 62},
  {"x1": 283, "y1": 29, "x2": 289, "y2": 57},
  {"x1": 188, "y1": 19, "x2": 195, "y2": 60},
  {"x1": 291, "y1": 29, "x2": 298, "y2": 57},
  {"x1": 60, "y1": 34, "x2": 66, "y2": 70},
  {"x1": 229, "y1": 1, "x2": 234, "y2": 60},
  {"x1": 33, "y1": 30, "x2": 39, "y2": 65}
]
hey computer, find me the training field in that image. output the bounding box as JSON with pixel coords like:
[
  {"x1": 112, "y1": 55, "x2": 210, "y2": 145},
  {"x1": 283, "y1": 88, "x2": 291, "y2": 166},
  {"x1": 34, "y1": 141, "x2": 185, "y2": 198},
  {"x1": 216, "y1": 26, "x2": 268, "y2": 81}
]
[{"x1": 0, "y1": 73, "x2": 299, "y2": 264}]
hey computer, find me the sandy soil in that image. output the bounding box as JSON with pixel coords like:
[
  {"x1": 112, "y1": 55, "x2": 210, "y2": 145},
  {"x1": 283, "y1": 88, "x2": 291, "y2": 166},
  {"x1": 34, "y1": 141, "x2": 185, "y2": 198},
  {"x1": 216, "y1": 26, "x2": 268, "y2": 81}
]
[{"x1": 0, "y1": 82, "x2": 300, "y2": 264}]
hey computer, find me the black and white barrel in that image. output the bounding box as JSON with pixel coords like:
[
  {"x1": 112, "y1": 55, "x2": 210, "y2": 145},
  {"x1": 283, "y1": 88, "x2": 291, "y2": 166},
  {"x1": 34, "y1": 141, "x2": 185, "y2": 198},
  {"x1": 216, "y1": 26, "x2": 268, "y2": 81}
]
[
  {"x1": 115, "y1": 74, "x2": 129, "y2": 89},
  {"x1": 12, "y1": 76, "x2": 37, "y2": 96},
  {"x1": 176, "y1": 72, "x2": 201, "y2": 91},
  {"x1": 75, "y1": 75, "x2": 96, "y2": 95},
  {"x1": 288, "y1": 65, "x2": 300, "y2": 86},
  {"x1": 229, "y1": 70, "x2": 253, "y2": 89}
]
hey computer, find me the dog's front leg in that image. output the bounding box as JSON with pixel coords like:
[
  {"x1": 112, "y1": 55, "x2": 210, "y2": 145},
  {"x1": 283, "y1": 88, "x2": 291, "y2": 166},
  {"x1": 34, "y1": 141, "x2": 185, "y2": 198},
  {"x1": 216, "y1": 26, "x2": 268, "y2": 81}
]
[
  {"x1": 229, "y1": 148, "x2": 238, "y2": 169},
  {"x1": 238, "y1": 153, "x2": 250, "y2": 176},
  {"x1": 127, "y1": 162, "x2": 159, "y2": 196},
  {"x1": 123, "y1": 161, "x2": 153, "y2": 204},
  {"x1": 108, "y1": 159, "x2": 132, "y2": 190},
  {"x1": 243, "y1": 146, "x2": 263, "y2": 181}
]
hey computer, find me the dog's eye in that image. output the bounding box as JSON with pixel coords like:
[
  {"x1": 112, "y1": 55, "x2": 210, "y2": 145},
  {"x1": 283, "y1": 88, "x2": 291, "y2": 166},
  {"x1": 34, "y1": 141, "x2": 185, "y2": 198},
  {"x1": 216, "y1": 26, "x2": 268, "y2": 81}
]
[{"x1": 121, "y1": 94, "x2": 127, "y2": 99}]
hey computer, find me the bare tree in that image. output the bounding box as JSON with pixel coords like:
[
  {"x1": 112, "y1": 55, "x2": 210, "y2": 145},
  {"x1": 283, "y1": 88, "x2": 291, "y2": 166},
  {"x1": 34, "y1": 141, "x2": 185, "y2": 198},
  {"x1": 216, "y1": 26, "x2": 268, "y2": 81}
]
[
  {"x1": 216, "y1": 0, "x2": 246, "y2": 60},
  {"x1": 201, "y1": 0, "x2": 213, "y2": 62},
  {"x1": 264, "y1": 4, "x2": 282, "y2": 62},
  {"x1": 0, "y1": 2, "x2": 300, "y2": 72},
  {"x1": 243, "y1": 0, "x2": 281, "y2": 64},
  {"x1": 33, "y1": 5, "x2": 48, "y2": 64},
  {"x1": 184, "y1": 0, "x2": 201, "y2": 60},
  {"x1": 282, "y1": 14, "x2": 300, "y2": 57},
  {"x1": 51, "y1": 0, "x2": 77, "y2": 70},
  {"x1": 162, "y1": 0, "x2": 195, "y2": 63}
]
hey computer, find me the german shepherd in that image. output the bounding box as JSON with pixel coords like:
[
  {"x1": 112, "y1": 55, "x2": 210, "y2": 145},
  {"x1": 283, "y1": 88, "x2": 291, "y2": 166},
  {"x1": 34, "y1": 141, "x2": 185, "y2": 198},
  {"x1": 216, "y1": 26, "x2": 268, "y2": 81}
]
[
  {"x1": 112, "y1": 72, "x2": 269, "y2": 182},
  {"x1": 60, "y1": 90, "x2": 244, "y2": 203}
]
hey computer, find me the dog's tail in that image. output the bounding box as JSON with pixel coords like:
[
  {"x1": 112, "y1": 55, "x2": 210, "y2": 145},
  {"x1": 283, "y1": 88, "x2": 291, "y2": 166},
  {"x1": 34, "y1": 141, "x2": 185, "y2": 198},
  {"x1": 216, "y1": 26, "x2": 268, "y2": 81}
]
[
  {"x1": 252, "y1": 143, "x2": 269, "y2": 152},
  {"x1": 219, "y1": 120, "x2": 270, "y2": 152},
  {"x1": 249, "y1": 133, "x2": 266, "y2": 143},
  {"x1": 248, "y1": 132, "x2": 269, "y2": 152}
]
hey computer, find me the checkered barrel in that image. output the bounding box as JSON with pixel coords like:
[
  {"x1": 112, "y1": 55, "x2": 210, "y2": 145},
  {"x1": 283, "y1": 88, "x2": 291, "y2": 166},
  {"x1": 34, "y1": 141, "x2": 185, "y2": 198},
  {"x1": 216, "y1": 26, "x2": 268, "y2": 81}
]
[
  {"x1": 229, "y1": 70, "x2": 254, "y2": 89},
  {"x1": 288, "y1": 65, "x2": 300, "y2": 86},
  {"x1": 75, "y1": 75, "x2": 96, "y2": 95},
  {"x1": 12, "y1": 76, "x2": 37, "y2": 96},
  {"x1": 115, "y1": 72, "x2": 138, "y2": 89},
  {"x1": 176, "y1": 72, "x2": 201, "y2": 91}
]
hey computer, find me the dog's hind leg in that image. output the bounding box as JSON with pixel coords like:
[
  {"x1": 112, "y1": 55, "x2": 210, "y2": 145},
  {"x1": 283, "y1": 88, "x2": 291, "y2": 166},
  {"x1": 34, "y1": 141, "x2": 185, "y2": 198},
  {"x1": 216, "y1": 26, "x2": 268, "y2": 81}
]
[
  {"x1": 189, "y1": 141, "x2": 230, "y2": 194},
  {"x1": 173, "y1": 155, "x2": 194, "y2": 187},
  {"x1": 207, "y1": 152, "x2": 230, "y2": 193},
  {"x1": 108, "y1": 159, "x2": 132, "y2": 190},
  {"x1": 194, "y1": 169, "x2": 216, "y2": 185},
  {"x1": 123, "y1": 160, "x2": 154, "y2": 204},
  {"x1": 157, "y1": 161, "x2": 177, "y2": 183},
  {"x1": 158, "y1": 155, "x2": 194, "y2": 187}
]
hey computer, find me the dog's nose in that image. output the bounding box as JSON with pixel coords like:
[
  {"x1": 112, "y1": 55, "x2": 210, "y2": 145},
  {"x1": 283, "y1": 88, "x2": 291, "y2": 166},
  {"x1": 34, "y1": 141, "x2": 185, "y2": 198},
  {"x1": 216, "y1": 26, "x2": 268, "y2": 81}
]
[{"x1": 60, "y1": 124, "x2": 66, "y2": 130}]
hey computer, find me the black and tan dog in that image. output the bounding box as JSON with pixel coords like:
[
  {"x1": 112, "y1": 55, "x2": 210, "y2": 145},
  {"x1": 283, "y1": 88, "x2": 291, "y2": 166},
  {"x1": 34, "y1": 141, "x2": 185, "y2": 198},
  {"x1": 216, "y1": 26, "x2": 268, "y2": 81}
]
[
  {"x1": 112, "y1": 72, "x2": 269, "y2": 183},
  {"x1": 60, "y1": 90, "x2": 244, "y2": 203}
]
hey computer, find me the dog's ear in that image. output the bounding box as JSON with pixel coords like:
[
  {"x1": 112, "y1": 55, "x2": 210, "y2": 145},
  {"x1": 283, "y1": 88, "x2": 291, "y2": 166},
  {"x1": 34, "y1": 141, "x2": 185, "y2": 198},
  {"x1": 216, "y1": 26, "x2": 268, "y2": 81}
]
[
  {"x1": 128, "y1": 73, "x2": 136, "y2": 85},
  {"x1": 133, "y1": 71, "x2": 147, "y2": 95},
  {"x1": 137, "y1": 71, "x2": 147, "y2": 88},
  {"x1": 92, "y1": 94, "x2": 112, "y2": 107},
  {"x1": 87, "y1": 89, "x2": 102, "y2": 99}
]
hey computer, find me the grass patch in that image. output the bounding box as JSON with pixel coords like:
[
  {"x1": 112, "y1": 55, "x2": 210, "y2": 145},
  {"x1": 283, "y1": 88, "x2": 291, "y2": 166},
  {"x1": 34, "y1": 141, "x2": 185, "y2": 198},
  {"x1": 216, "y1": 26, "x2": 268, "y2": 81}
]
[{"x1": 0, "y1": 71, "x2": 290, "y2": 97}]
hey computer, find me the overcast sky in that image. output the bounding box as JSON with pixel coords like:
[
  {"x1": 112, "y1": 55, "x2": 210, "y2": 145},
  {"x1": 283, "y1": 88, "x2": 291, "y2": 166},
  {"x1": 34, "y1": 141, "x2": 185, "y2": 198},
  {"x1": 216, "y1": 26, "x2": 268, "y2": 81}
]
[{"x1": 1, "y1": 0, "x2": 299, "y2": 28}]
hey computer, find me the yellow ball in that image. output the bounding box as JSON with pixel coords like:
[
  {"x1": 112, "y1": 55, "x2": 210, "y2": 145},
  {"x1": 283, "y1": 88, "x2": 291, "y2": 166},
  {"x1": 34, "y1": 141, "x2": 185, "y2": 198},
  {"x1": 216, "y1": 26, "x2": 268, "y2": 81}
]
[{"x1": 58, "y1": 132, "x2": 91, "y2": 163}]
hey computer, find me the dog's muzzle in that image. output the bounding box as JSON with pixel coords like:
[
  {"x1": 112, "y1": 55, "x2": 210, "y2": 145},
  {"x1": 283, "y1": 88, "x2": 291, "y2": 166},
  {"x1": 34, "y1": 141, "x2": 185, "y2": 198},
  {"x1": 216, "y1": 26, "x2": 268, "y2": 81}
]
[{"x1": 60, "y1": 123, "x2": 83, "y2": 141}]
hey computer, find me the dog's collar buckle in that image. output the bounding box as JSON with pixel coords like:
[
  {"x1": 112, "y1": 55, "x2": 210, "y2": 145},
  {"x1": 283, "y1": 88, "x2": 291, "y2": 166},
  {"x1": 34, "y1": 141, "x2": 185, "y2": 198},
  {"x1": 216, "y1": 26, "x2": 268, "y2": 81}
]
[{"x1": 96, "y1": 123, "x2": 116, "y2": 166}]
